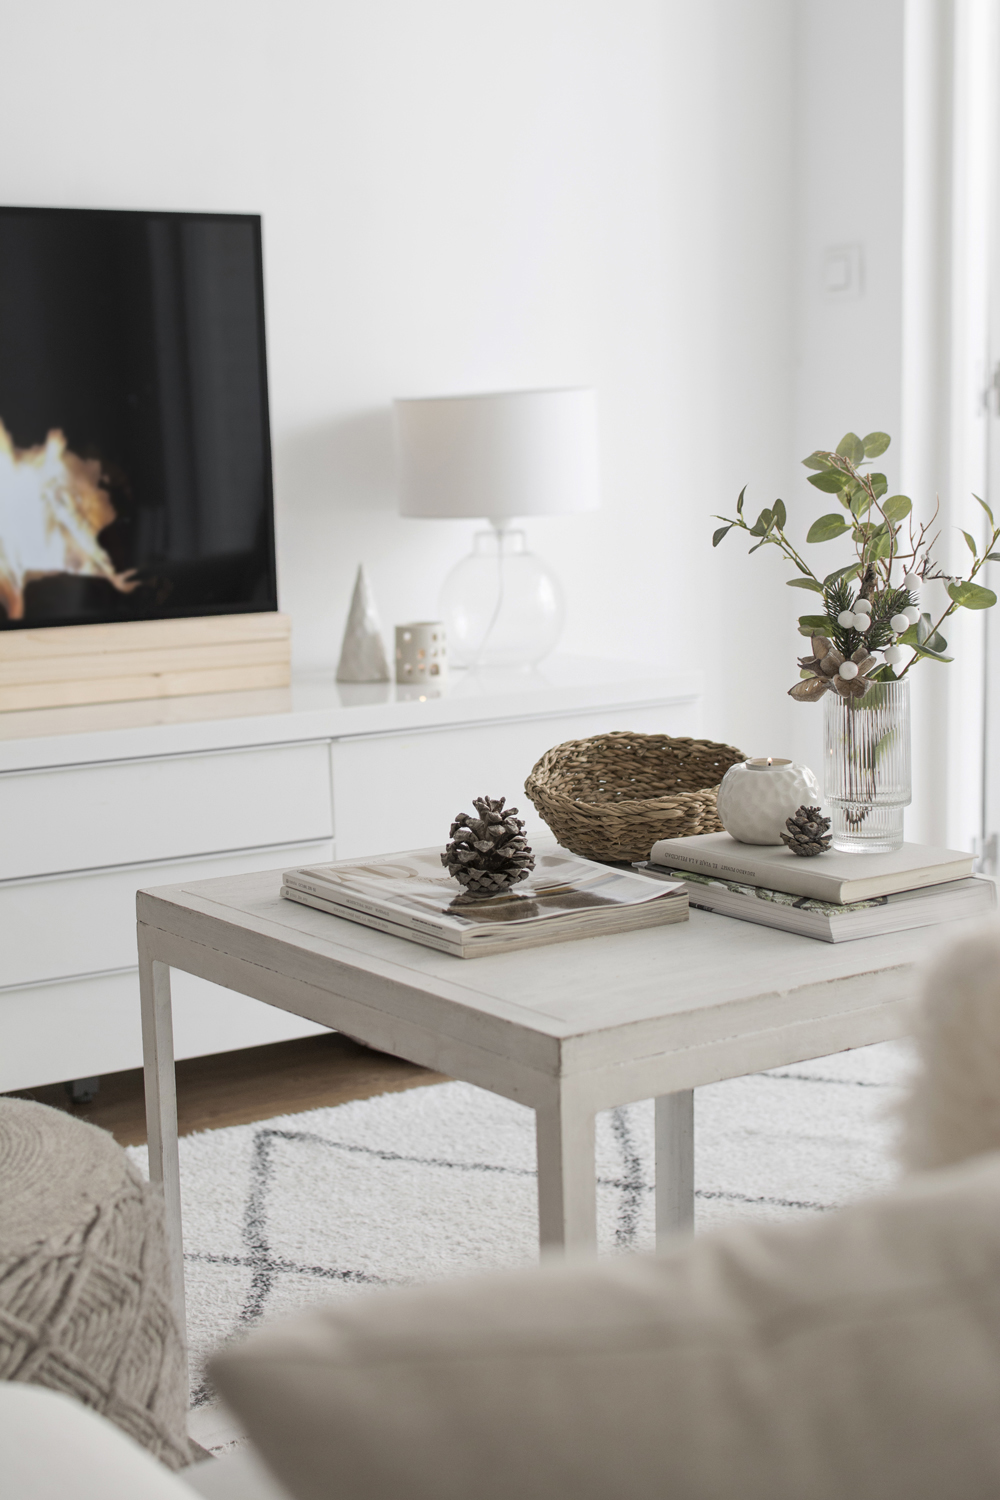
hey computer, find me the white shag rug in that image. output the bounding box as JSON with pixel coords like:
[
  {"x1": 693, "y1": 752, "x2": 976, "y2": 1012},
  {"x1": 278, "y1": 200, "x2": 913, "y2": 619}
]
[{"x1": 128, "y1": 1039, "x2": 912, "y2": 1412}]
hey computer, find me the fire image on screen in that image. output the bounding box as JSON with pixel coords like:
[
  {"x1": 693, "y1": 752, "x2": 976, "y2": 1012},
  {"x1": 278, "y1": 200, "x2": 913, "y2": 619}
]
[{"x1": 0, "y1": 207, "x2": 277, "y2": 630}]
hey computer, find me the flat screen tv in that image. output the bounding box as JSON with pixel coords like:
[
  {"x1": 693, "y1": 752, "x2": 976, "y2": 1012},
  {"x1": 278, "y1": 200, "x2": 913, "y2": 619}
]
[{"x1": 0, "y1": 206, "x2": 277, "y2": 631}]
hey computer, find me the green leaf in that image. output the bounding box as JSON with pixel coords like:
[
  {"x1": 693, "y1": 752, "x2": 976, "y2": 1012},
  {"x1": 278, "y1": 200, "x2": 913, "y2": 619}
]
[
  {"x1": 798, "y1": 614, "x2": 837, "y2": 635},
  {"x1": 836, "y1": 432, "x2": 865, "y2": 464},
  {"x1": 974, "y1": 493, "x2": 994, "y2": 525},
  {"x1": 712, "y1": 525, "x2": 732, "y2": 548},
  {"x1": 863, "y1": 431, "x2": 891, "y2": 458},
  {"x1": 748, "y1": 508, "x2": 773, "y2": 537},
  {"x1": 868, "y1": 529, "x2": 895, "y2": 560},
  {"x1": 962, "y1": 529, "x2": 978, "y2": 557},
  {"x1": 736, "y1": 485, "x2": 746, "y2": 516},
  {"x1": 748, "y1": 540, "x2": 769, "y2": 554},
  {"x1": 915, "y1": 646, "x2": 954, "y2": 663},
  {"x1": 986, "y1": 553, "x2": 1000, "y2": 563},
  {"x1": 897, "y1": 624, "x2": 920, "y2": 647},
  {"x1": 808, "y1": 469, "x2": 850, "y2": 494},
  {"x1": 948, "y1": 580, "x2": 997, "y2": 610},
  {"x1": 926, "y1": 628, "x2": 948, "y2": 653},
  {"x1": 869, "y1": 472, "x2": 887, "y2": 499},
  {"x1": 772, "y1": 498, "x2": 787, "y2": 531},
  {"x1": 823, "y1": 564, "x2": 861, "y2": 587},
  {"x1": 802, "y1": 451, "x2": 832, "y2": 471},
  {"x1": 807, "y1": 513, "x2": 850, "y2": 543},
  {"x1": 785, "y1": 576, "x2": 825, "y2": 593},
  {"x1": 850, "y1": 489, "x2": 871, "y2": 516},
  {"x1": 916, "y1": 612, "x2": 932, "y2": 646},
  {"x1": 882, "y1": 494, "x2": 912, "y2": 522}
]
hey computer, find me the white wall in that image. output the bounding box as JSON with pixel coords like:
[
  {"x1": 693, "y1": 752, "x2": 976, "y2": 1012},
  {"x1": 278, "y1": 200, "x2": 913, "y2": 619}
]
[{"x1": 0, "y1": 0, "x2": 798, "y2": 760}]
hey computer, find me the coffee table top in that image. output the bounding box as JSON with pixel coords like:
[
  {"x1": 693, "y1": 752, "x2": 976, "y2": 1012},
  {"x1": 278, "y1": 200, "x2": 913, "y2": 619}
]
[{"x1": 136, "y1": 863, "x2": 972, "y2": 1101}]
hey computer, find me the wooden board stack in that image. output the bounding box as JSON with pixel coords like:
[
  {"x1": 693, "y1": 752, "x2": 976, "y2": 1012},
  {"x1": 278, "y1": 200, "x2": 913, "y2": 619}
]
[{"x1": 0, "y1": 612, "x2": 291, "y2": 712}]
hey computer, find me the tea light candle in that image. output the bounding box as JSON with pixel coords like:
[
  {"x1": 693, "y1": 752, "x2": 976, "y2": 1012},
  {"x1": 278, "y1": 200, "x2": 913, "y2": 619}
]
[
  {"x1": 395, "y1": 622, "x2": 448, "y2": 686},
  {"x1": 716, "y1": 757, "x2": 821, "y2": 845}
]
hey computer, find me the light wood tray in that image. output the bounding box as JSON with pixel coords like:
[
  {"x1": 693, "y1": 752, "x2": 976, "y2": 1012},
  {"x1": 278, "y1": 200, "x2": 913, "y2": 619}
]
[{"x1": 0, "y1": 612, "x2": 291, "y2": 712}]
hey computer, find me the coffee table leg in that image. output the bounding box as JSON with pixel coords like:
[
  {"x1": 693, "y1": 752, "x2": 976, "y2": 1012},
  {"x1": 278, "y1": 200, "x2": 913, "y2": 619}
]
[
  {"x1": 139, "y1": 929, "x2": 186, "y2": 1338},
  {"x1": 535, "y1": 1094, "x2": 597, "y2": 1254},
  {"x1": 655, "y1": 1090, "x2": 694, "y2": 1241}
]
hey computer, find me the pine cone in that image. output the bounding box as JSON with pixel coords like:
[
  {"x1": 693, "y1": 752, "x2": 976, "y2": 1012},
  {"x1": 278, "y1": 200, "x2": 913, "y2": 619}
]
[
  {"x1": 441, "y1": 795, "x2": 535, "y2": 895},
  {"x1": 780, "y1": 805, "x2": 832, "y2": 857}
]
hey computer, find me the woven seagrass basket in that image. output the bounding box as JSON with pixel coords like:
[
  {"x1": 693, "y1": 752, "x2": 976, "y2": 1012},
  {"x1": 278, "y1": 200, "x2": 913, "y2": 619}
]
[{"x1": 524, "y1": 732, "x2": 746, "y2": 863}]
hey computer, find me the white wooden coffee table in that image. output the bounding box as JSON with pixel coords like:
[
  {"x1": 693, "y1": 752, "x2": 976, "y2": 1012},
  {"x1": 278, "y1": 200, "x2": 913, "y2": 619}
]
[{"x1": 137, "y1": 863, "x2": 952, "y2": 1330}]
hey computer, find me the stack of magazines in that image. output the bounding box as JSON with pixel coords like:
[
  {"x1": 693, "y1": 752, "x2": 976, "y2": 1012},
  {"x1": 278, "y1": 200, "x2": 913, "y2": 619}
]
[
  {"x1": 635, "y1": 832, "x2": 995, "y2": 943},
  {"x1": 282, "y1": 847, "x2": 688, "y2": 958}
]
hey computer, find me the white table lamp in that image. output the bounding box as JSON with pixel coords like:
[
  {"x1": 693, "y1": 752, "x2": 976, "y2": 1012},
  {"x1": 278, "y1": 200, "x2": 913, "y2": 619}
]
[{"x1": 394, "y1": 388, "x2": 599, "y2": 668}]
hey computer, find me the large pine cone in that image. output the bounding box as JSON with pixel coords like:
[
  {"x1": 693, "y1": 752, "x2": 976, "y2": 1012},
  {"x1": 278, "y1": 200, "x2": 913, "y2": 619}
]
[
  {"x1": 441, "y1": 795, "x2": 535, "y2": 895},
  {"x1": 780, "y1": 805, "x2": 832, "y2": 857}
]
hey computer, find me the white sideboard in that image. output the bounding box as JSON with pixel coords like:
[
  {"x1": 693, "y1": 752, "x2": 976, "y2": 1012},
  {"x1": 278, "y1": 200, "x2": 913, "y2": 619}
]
[{"x1": 0, "y1": 657, "x2": 703, "y2": 1092}]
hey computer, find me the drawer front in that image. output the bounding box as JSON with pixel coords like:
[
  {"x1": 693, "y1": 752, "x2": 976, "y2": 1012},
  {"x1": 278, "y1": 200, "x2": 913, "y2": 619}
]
[
  {"x1": 0, "y1": 741, "x2": 333, "y2": 881},
  {"x1": 0, "y1": 839, "x2": 333, "y2": 990},
  {"x1": 0, "y1": 967, "x2": 329, "y2": 1093},
  {"x1": 330, "y1": 703, "x2": 702, "y2": 859}
]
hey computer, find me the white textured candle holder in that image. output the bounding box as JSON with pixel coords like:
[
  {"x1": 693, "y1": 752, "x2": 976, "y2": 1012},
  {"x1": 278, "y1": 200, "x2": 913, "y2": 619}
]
[
  {"x1": 716, "y1": 758, "x2": 822, "y2": 846},
  {"x1": 395, "y1": 622, "x2": 448, "y2": 686}
]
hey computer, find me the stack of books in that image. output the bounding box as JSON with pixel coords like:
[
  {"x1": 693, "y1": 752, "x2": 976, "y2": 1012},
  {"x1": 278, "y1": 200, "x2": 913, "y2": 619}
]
[
  {"x1": 282, "y1": 847, "x2": 688, "y2": 958},
  {"x1": 635, "y1": 833, "x2": 995, "y2": 942}
]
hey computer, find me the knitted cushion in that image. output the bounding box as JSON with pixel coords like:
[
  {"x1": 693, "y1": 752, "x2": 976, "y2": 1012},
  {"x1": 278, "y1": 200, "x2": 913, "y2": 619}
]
[{"x1": 0, "y1": 1099, "x2": 190, "y2": 1468}]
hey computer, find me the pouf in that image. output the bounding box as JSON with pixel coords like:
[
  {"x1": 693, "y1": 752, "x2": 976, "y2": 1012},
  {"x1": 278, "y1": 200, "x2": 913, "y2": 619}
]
[{"x1": 0, "y1": 1099, "x2": 190, "y2": 1468}]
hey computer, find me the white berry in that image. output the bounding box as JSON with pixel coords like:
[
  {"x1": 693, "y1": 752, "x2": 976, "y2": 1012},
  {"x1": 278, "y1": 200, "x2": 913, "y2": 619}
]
[
  {"x1": 853, "y1": 598, "x2": 872, "y2": 615},
  {"x1": 904, "y1": 606, "x2": 920, "y2": 625},
  {"x1": 890, "y1": 613, "x2": 910, "y2": 633},
  {"x1": 903, "y1": 572, "x2": 919, "y2": 590},
  {"x1": 883, "y1": 645, "x2": 903, "y2": 665},
  {"x1": 837, "y1": 610, "x2": 855, "y2": 628},
  {"x1": 838, "y1": 660, "x2": 859, "y2": 680},
  {"x1": 852, "y1": 614, "x2": 870, "y2": 632}
]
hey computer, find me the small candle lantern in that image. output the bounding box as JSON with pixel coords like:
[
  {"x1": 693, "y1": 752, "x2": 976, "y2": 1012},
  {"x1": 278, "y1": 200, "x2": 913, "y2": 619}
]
[
  {"x1": 395, "y1": 622, "x2": 448, "y2": 686},
  {"x1": 716, "y1": 757, "x2": 822, "y2": 846}
]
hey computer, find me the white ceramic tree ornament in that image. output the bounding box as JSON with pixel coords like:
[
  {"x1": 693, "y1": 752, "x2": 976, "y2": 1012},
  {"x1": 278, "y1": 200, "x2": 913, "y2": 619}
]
[
  {"x1": 716, "y1": 758, "x2": 823, "y2": 845},
  {"x1": 336, "y1": 565, "x2": 391, "y2": 683}
]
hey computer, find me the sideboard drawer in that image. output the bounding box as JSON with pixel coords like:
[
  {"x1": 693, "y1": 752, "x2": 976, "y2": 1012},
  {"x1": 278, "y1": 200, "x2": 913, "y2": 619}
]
[
  {"x1": 0, "y1": 742, "x2": 333, "y2": 881},
  {"x1": 0, "y1": 839, "x2": 334, "y2": 991}
]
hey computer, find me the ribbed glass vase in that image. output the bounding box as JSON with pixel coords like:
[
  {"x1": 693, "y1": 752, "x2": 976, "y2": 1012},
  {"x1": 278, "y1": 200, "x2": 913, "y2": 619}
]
[{"x1": 823, "y1": 679, "x2": 911, "y2": 853}]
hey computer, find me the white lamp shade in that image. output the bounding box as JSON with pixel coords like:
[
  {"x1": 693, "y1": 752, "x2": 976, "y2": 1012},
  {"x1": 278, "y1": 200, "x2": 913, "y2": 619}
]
[{"x1": 394, "y1": 387, "x2": 600, "y2": 520}]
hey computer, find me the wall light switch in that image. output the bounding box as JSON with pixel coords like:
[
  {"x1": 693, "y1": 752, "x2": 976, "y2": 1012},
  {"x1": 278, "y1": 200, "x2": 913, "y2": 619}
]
[{"x1": 823, "y1": 244, "x2": 863, "y2": 300}]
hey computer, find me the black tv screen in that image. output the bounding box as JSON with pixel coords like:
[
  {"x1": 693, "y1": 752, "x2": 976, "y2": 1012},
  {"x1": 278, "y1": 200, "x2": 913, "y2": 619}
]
[{"x1": 0, "y1": 206, "x2": 277, "y2": 630}]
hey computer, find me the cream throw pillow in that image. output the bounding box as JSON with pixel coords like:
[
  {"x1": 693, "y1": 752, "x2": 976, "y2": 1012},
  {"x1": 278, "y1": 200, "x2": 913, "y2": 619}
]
[{"x1": 211, "y1": 1148, "x2": 1000, "y2": 1500}]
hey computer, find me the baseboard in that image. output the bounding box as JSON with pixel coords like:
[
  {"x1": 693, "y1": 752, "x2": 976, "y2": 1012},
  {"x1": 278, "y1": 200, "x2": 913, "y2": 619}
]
[{"x1": 0, "y1": 613, "x2": 292, "y2": 712}]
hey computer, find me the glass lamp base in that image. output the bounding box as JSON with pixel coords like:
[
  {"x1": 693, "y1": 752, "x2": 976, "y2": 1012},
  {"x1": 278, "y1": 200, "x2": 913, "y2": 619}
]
[{"x1": 440, "y1": 527, "x2": 564, "y2": 669}]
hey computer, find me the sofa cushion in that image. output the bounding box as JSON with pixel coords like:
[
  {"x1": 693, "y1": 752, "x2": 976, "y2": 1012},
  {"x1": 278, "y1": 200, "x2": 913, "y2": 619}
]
[
  {"x1": 0, "y1": 1383, "x2": 195, "y2": 1500},
  {"x1": 898, "y1": 920, "x2": 1000, "y2": 1171},
  {"x1": 211, "y1": 1149, "x2": 1000, "y2": 1500}
]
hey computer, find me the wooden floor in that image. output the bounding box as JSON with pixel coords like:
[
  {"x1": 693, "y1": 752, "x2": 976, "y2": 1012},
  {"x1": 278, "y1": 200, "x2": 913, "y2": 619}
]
[{"x1": 5, "y1": 1033, "x2": 448, "y2": 1148}]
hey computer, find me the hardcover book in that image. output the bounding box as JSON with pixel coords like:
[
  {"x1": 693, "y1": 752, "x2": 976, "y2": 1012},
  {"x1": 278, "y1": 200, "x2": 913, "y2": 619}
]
[
  {"x1": 634, "y1": 863, "x2": 995, "y2": 943},
  {"x1": 647, "y1": 832, "x2": 974, "y2": 903}
]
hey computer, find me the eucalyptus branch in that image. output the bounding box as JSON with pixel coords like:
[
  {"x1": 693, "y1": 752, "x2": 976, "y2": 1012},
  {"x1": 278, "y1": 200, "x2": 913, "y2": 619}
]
[{"x1": 896, "y1": 521, "x2": 1000, "y2": 677}]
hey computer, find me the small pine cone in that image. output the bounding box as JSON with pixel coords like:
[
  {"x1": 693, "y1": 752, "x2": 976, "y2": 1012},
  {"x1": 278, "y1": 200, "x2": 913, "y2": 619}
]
[
  {"x1": 441, "y1": 795, "x2": 535, "y2": 894},
  {"x1": 780, "y1": 805, "x2": 832, "y2": 858}
]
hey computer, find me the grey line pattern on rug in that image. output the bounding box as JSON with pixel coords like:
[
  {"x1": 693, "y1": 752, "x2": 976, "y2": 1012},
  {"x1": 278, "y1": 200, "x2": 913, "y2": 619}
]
[{"x1": 188, "y1": 1096, "x2": 836, "y2": 1409}]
